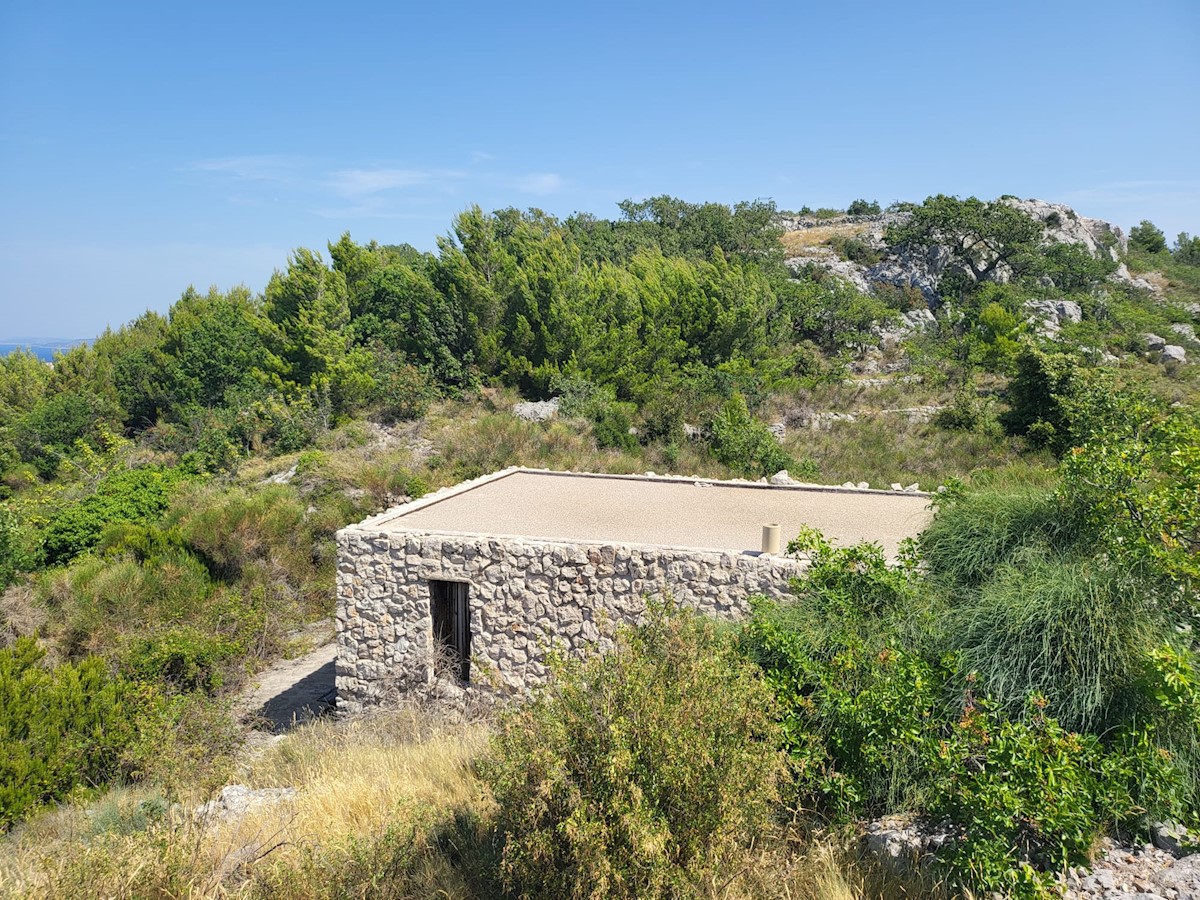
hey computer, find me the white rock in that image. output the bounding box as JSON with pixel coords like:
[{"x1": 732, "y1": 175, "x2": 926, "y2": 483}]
[
  {"x1": 769, "y1": 470, "x2": 797, "y2": 486},
  {"x1": 1145, "y1": 333, "x2": 1167, "y2": 351},
  {"x1": 1162, "y1": 345, "x2": 1187, "y2": 364},
  {"x1": 512, "y1": 398, "x2": 560, "y2": 421}
]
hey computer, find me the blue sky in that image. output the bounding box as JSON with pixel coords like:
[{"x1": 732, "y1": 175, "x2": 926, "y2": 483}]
[{"x1": 1, "y1": 0, "x2": 1197, "y2": 339}]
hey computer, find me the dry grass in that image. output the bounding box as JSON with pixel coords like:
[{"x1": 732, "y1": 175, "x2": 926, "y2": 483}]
[
  {"x1": 0, "y1": 699, "x2": 941, "y2": 900},
  {"x1": 780, "y1": 224, "x2": 871, "y2": 256},
  {"x1": 1, "y1": 707, "x2": 491, "y2": 899}
]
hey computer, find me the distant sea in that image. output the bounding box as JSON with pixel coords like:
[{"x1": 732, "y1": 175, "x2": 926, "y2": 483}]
[{"x1": 0, "y1": 338, "x2": 90, "y2": 362}]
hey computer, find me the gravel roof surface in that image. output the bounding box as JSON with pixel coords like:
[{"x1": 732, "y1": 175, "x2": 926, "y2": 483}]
[{"x1": 372, "y1": 470, "x2": 932, "y2": 557}]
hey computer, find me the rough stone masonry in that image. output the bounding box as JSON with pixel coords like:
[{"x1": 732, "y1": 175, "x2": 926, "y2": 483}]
[{"x1": 335, "y1": 468, "x2": 931, "y2": 711}]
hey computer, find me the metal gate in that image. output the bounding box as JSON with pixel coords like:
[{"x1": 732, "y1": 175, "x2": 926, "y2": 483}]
[{"x1": 430, "y1": 580, "x2": 470, "y2": 682}]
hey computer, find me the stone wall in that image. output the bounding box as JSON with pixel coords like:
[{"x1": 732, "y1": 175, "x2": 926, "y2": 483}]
[{"x1": 335, "y1": 527, "x2": 806, "y2": 712}]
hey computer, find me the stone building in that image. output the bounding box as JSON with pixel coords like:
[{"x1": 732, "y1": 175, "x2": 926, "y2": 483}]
[{"x1": 335, "y1": 468, "x2": 931, "y2": 710}]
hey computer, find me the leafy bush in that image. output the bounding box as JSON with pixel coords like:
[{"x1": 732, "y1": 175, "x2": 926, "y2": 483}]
[
  {"x1": 708, "y1": 394, "x2": 796, "y2": 478},
  {"x1": 171, "y1": 485, "x2": 312, "y2": 584},
  {"x1": 0, "y1": 506, "x2": 32, "y2": 588},
  {"x1": 826, "y1": 234, "x2": 881, "y2": 266},
  {"x1": 930, "y1": 701, "x2": 1115, "y2": 898},
  {"x1": 933, "y1": 387, "x2": 1001, "y2": 435},
  {"x1": 743, "y1": 531, "x2": 944, "y2": 818},
  {"x1": 42, "y1": 465, "x2": 194, "y2": 567},
  {"x1": 999, "y1": 345, "x2": 1084, "y2": 452},
  {"x1": 369, "y1": 350, "x2": 438, "y2": 423},
  {"x1": 483, "y1": 602, "x2": 784, "y2": 899},
  {"x1": 123, "y1": 626, "x2": 240, "y2": 694},
  {"x1": 0, "y1": 638, "x2": 138, "y2": 829}
]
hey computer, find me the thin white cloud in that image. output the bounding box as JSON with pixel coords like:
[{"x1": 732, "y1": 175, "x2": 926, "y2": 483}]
[
  {"x1": 189, "y1": 154, "x2": 303, "y2": 182},
  {"x1": 515, "y1": 172, "x2": 564, "y2": 195},
  {"x1": 327, "y1": 168, "x2": 433, "y2": 196},
  {"x1": 189, "y1": 155, "x2": 574, "y2": 213}
]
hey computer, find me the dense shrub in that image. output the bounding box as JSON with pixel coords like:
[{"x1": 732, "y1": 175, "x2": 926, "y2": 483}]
[
  {"x1": 846, "y1": 199, "x2": 881, "y2": 216},
  {"x1": 933, "y1": 387, "x2": 1001, "y2": 435},
  {"x1": 123, "y1": 625, "x2": 240, "y2": 694},
  {"x1": 999, "y1": 345, "x2": 1083, "y2": 452},
  {"x1": 929, "y1": 699, "x2": 1170, "y2": 899},
  {"x1": 171, "y1": 485, "x2": 315, "y2": 586},
  {"x1": 743, "y1": 531, "x2": 945, "y2": 818},
  {"x1": 42, "y1": 465, "x2": 194, "y2": 566},
  {"x1": 0, "y1": 638, "x2": 138, "y2": 829},
  {"x1": 483, "y1": 602, "x2": 784, "y2": 899},
  {"x1": 826, "y1": 234, "x2": 881, "y2": 266},
  {"x1": 708, "y1": 394, "x2": 798, "y2": 478},
  {"x1": 1130, "y1": 220, "x2": 1167, "y2": 255}
]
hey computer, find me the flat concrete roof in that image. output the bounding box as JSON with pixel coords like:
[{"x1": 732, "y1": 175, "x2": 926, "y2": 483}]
[{"x1": 357, "y1": 469, "x2": 931, "y2": 558}]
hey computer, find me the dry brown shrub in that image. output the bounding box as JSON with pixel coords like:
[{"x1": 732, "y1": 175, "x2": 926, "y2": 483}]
[{"x1": 0, "y1": 584, "x2": 46, "y2": 647}]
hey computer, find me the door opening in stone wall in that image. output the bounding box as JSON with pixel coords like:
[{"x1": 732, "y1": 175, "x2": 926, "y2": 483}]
[{"x1": 430, "y1": 580, "x2": 471, "y2": 682}]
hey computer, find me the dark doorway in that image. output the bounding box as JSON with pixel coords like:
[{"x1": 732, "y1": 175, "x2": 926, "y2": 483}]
[{"x1": 430, "y1": 580, "x2": 471, "y2": 682}]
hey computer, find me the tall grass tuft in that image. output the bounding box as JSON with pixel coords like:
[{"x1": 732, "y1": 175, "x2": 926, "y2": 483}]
[
  {"x1": 948, "y1": 550, "x2": 1164, "y2": 732},
  {"x1": 920, "y1": 481, "x2": 1085, "y2": 589}
]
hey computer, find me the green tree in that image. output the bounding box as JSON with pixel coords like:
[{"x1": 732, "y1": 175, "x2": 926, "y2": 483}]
[
  {"x1": 1130, "y1": 220, "x2": 1168, "y2": 254},
  {"x1": 887, "y1": 195, "x2": 1042, "y2": 286},
  {"x1": 160, "y1": 286, "x2": 268, "y2": 411},
  {"x1": 847, "y1": 198, "x2": 881, "y2": 216},
  {"x1": 262, "y1": 249, "x2": 353, "y2": 390},
  {"x1": 999, "y1": 344, "x2": 1083, "y2": 452},
  {"x1": 1174, "y1": 232, "x2": 1200, "y2": 266}
]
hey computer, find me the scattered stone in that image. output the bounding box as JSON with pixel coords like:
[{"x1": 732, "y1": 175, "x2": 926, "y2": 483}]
[
  {"x1": 1162, "y1": 345, "x2": 1187, "y2": 364},
  {"x1": 801, "y1": 411, "x2": 857, "y2": 430},
  {"x1": 857, "y1": 481, "x2": 869, "y2": 490},
  {"x1": 904, "y1": 483, "x2": 920, "y2": 492},
  {"x1": 785, "y1": 248, "x2": 875, "y2": 295},
  {"x1": 1144, "y1": 333, "x2": 1167, "y2": 351},
  {"x1": 1152, "y1": 853, "x2": 1200, "y2": 897},
  {"x1": 682, "y1": 422, "x2": 703, "y2": 440},
  {"x1": 890, "y1": 483, "x2": 903, "y2": 491},
  {"x1": 768, "y1": 422, "x2": 786, "y2": 439},
  {"x1": 875, "y1": 308, "x2": 938, "y2": 347},
  {"x1": 194, "y1": 785, "x2": 297, "y2": 824},
  {"x1": 1059, "y1": 837, "x2": 1187, "y2": 900},
  {"x1": 512, "y1": 398, "x2": 560, "y2": 421},
  {"x1": 769, "y1": 470, "x2": 798, "y2": 486},
  {"x1": 880, "y1": 405, "x2": 942, "y2": 423}
]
